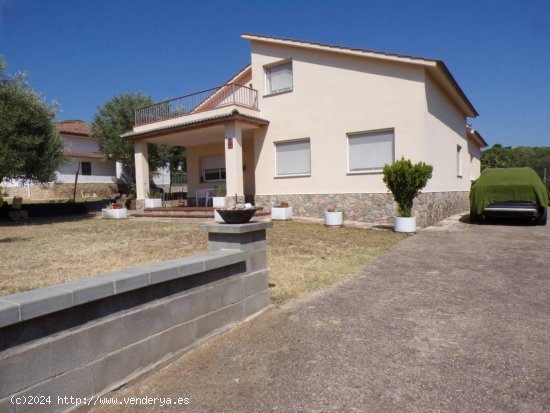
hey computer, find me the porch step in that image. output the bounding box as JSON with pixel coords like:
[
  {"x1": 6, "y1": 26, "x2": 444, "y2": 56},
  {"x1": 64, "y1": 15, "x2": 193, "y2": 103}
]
[{"x1": 132, "y1": 206, "x2": 269, "y2": 219}]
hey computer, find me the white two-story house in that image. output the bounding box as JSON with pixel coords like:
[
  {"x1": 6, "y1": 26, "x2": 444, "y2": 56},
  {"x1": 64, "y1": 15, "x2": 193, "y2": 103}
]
[{"x1": 123, "y1": 34, "x2": 487, "y2": 226}]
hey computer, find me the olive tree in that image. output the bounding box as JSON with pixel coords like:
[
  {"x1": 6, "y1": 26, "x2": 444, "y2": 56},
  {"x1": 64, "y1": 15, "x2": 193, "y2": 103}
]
[{"x1": 0, "y1": 58, "x2": 65, "y2": 185}]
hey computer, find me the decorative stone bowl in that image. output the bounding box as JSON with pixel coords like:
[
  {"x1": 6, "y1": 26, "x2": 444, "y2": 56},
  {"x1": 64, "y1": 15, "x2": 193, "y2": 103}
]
[{"x1": 216, "y1": 208, "x2": 257, "y2": 224}]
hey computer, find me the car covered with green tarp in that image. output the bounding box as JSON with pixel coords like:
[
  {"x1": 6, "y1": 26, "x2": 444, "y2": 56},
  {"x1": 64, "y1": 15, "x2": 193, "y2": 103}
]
[{"x1": 470, "y1": 167, "x2": 549, "y2": 225}]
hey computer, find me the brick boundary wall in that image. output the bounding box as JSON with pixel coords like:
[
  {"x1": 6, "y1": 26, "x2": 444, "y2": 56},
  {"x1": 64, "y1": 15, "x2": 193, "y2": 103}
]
[
  {"x1": 254, "y1": 191, "x2": 470, "y2": 227},
  {"x1": 0, "y1": 222, "x2": 272, "y2": 413}
]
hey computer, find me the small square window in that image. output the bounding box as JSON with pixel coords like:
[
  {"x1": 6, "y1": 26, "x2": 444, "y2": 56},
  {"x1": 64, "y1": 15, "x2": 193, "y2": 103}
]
[
  {"x1": 266, "y1": 62, "x2": 293, "y2": 95},
  {"x1": 81, "y1": 162, "x2": 92, "y2": 176}
]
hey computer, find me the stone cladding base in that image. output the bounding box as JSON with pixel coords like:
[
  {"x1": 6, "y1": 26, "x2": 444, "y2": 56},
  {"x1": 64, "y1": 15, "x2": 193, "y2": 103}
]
[{"x1": 254, "y1": 191, "x2": 469, "y2": 227}]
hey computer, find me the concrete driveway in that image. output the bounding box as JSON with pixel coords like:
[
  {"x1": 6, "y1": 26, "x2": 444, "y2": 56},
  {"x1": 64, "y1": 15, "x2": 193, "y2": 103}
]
[{"x1": 93, "y1": 215, "x2": 550, "y2": 412}]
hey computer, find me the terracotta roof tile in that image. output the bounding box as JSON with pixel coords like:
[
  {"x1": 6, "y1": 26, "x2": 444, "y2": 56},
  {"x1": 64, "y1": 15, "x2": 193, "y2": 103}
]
[
  {"x1": 64, "y1": 151, "x2": 105, "y2": 159},
  {"x1": 56, "y1": 120, "x2": 92, "y2": 136}
]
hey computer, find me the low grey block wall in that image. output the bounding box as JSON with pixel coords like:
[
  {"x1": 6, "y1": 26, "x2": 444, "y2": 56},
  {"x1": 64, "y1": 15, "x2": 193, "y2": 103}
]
[{"x1": 0, "y1": 221, "x2": 272, "y2": 413}]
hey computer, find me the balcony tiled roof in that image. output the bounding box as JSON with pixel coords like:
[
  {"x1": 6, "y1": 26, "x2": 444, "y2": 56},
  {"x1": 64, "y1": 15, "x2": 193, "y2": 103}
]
[
  {"x1": 56, "y1": 120, "x2": 92, "y2": 137},
  {"x1": 122, "y1": 110, "x2": 269, "y2": 140}
]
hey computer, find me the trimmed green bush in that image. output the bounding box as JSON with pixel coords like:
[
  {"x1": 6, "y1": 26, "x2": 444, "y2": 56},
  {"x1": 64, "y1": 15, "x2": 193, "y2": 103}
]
[{"x1": 383, "y1": 157, "x2": 433, "y2": 217}]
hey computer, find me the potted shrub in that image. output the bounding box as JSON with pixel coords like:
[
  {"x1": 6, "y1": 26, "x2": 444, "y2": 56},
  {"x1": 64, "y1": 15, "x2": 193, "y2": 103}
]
[
  {"x1": 271, "y1": 200, "x2": 293, "y2": 220},
  {"x1": 324, "y1": 207, "x2": 343, "y2": 227},
  {"x1": 102, "y1": 202, "x2": 128, "y2": 219},
  {"x1": 212, "y1": 184, "x2": 226, "y2": 208},
  {"x1": 212, "y1": 184, "x2": 226, "y2": 222},
  {"x1": 382, "y1": 157, "x2": 433, "y2": 233}
]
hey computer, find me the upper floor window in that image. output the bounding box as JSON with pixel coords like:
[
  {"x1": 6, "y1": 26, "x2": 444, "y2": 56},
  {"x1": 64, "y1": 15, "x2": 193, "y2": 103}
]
[
  {"x1": 266, "y1": 61, "x2": 293, "y2": 95},
  {"x1": 347, "y1": 129, "x2": 394, "y2": 173},
  {"x1": 275, "y1": 139, "x2": 310, "y2": 177}
]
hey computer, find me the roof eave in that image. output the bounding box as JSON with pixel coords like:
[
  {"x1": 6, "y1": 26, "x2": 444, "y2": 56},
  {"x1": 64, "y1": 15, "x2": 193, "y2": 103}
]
[
  {"x1": 121, "y1": 110, "x2": 269, "y2": 141},
  {"x1": 242, "y1": 33, "x2": 479, "y2": 118},
  {"x1": 468, "y1": 130, "x2": 488, "y2": 148}
]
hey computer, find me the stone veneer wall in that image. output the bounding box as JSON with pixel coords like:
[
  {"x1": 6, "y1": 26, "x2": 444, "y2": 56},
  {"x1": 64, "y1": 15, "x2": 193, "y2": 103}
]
[
  {"x1": 254, "y1": 191, "x2": 469, "y2": 227},
  {"x1": 2, "y1": 183, "x2": 118, "y2": 200}
]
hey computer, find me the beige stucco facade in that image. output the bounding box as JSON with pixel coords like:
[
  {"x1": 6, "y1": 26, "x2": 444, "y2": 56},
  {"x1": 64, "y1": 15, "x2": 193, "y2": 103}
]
[{"x1": 125, "y1": 34, "x2": 486, "y2": 223}]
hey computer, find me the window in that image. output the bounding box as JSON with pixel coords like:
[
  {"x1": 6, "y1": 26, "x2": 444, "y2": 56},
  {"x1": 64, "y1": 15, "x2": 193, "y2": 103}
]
[
  {"x1": 201, "y1": 155, "x2": 225, "y2": 182},
  {"x1": 81, "y1": 162, "x2": 92, "y2": 176},
  {"x1": 457, "y1": 145, "x2": 463, "y2": 177},
  {"x1": 275, "y1": 139, "x2": 311, "y2": 177},
  {"x1": 266, "y1": 61, "x2": 293, "y2": 95},
  {"x1": 347, "y1": 129, "x2": 394, "y2": 173}
]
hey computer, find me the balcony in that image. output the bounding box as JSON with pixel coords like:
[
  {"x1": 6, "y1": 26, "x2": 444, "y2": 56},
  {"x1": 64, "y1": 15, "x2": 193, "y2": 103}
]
[{"x1": 134, "y1": 83, "x2": 259, "y2": 126}]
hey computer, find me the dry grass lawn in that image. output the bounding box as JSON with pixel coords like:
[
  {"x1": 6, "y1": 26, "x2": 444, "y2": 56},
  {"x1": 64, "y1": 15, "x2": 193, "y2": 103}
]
[
  {"x1": 0, "y1": 216, "x2": 404, "y2": 303},
  {"x1": 268, "y1": 221, "x2": 404, "y2": 304}
]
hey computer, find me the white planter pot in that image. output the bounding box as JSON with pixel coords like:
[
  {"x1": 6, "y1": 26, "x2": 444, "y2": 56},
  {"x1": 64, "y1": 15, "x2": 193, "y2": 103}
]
[
  {"x1": 212, "y1": 197, "x2": 226, "y2": 208},
  {"x1": 144, "y1": 198, "x2": 162, "y2": 208},
  {"x1": 271, "y1": 207, "x2": 293, "y2": 220},
  {"x1": 102, "y1": 208, "x2": 128, "y2": 219},
  {"x1": 394, "y1": 216, "x2": 416, "y2": 233},
  {"x1": 324, "y1": 211, "x2": 343, "y2": 227}
]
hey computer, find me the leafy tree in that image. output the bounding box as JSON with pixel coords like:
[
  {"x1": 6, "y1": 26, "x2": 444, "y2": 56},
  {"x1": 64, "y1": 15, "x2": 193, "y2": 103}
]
[
  {"x1": 481, "y1": 144, "x2": 517, "y2": 170},
  {"x1": 513, "y1": 146, "x2": 550, "y2": 189},
  {"x1": 0, "y1": 57, "x2": 65, "y2": 184},
  {"x1": 92, "y1": 93, "x2": 186, "y2": 188},
  {"x1": 383, "y1": 157, "x2": 433, "y2": 217}
]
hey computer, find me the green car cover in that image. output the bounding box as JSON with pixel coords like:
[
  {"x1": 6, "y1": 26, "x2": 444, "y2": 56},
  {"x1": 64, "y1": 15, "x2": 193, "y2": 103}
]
[{"x1": 470, "y1": 167, "x2": 550, "y2": 214}]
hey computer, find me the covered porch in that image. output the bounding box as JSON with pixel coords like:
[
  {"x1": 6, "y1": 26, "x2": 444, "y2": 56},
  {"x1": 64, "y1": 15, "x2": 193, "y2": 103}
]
[{"x1": 123, "y1": 106, "x2": 268, "y2": 208}]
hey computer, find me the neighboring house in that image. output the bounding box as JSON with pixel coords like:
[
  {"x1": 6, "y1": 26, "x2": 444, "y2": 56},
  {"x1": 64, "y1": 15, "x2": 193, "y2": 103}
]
[
  {"x1": 2, "y1": 120, "x2": 119, "y2": 199},
  {"x1": 123, "y1": 34, "x2": 488, "y2": 225},
  {"x1": 56, "y1": 120, "x2": 118, "y2": 197}
]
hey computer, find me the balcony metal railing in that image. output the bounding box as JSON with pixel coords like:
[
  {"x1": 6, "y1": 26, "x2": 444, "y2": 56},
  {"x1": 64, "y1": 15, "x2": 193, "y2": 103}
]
[{"x1": 134, "y1": 83, "x2": 258, "y2": 126}]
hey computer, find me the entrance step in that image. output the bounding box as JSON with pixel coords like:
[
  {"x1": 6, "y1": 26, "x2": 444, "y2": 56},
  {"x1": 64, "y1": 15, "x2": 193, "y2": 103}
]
[{"x1": 131, "y1": 206, "x2": 269, "y2": 219}]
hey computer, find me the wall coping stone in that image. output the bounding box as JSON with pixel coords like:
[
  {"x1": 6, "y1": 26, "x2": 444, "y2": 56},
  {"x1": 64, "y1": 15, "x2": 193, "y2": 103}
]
[
  {"x1": 200, "y1": 221, "x2": 273, "y2": 234},
  {"x1": 0, "y1": 249, "x2": 245, "y2": 328}
]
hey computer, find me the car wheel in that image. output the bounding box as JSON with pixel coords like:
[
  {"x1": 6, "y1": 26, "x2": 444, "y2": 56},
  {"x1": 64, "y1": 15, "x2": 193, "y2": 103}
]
[{"x1": 535, "y1": 208, "x2": 547, "y2": 226}]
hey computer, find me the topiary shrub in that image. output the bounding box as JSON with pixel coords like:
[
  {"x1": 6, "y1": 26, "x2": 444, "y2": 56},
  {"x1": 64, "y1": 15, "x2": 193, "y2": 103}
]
[{"x1": 383, "y1": 157, "x2": 433, "y2": 217}]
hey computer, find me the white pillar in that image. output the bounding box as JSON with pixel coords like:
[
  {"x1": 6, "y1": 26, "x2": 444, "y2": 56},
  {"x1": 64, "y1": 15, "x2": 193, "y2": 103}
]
[
  {"x1": 224, "y1": 122, "x2": 244, "y2": 197},
  {"x1": 134, "y1": 141, "x2": 149, "y2": 200}
]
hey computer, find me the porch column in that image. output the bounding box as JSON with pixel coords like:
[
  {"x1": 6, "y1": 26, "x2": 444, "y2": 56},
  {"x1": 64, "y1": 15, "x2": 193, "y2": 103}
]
[
  {"x1": 224, "y1": 121, "x2": 244, "y2": 197},
  {"x1": 134, "y1": 141, "x2": 149, "y2": 202}
]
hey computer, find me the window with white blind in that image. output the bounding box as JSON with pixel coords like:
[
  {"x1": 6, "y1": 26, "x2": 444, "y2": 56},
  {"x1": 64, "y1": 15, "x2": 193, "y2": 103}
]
[
  {"x1": 201, "y1": 155, "x2": 226, "y2": 182},
  {"x1": 266, "y1": 61, "x2": 293, "y2": 95},
  {"x1": 347, "y1": 129, "x2": 394, "y2": 173},
  {"x1": 275, "y1": 139, "x2": 311, "y2": 177}
]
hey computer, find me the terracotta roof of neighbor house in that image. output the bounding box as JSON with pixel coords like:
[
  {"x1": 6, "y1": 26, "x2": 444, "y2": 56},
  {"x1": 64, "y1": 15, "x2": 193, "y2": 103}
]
[
  {"x1": 56, "y1": 120, "x2": 93, "y2": 137},
  {"x1": 241, "y1": 33, "x2": 479, "y2": 118},
  {"x1": 64, "y1": 151, "x2": 105, "y2": 159}
]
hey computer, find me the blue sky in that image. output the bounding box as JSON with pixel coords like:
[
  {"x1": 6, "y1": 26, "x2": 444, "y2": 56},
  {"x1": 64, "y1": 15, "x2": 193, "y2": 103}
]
[{"x1": 1, "y1": 0, "x2": 549, "y2": 147}]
